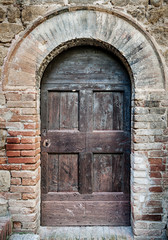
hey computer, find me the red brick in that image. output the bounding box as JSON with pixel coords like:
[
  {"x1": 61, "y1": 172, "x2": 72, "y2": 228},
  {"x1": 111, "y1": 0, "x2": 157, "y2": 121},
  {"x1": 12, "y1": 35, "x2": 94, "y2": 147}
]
[
  {"x1": 10, "y1": 185, "x2": 36, "y2": 193},
  {"x1": 147, "y1": 201, "x2": 162, "y2": 207},
  {"x1": 24, "y1": 123, "x2": 36, "y2": 129},
  {"x1": 8, "y1": 130, "x2": 36, "y2": 137},
  {"x1": 21, "y1": 161, "x2": 40, "y2": 170},
  {"x1": 150, "y1": 172, "x2": 162, "y2": 178},
  {"x1": 0, "y1": 157, "x2": 7, "y2": 164},
  {"x1": 148, "y1": 158, "x2": 162, "y2": 164},
  {"x1": 7, "y1": 151, "x2": 21, "y2": 157},
  {"x1": 6, "y1": 93, "x2": 21, "y2": 101},
  {"x1": 35, "y1": 148, "x2": 40, "y2": 155},
  {"x1": 6, "y1": 143, "x2": 36, "y2": 150},
  {"x1": 0, "y1": 122, "x2": 6, "y2": 128},
  {"x1": 8, "y1": 157, "x2": 37, "y2": 164},
  {"x1": 7, "y1": 101, "x2": 36, "y2": 108},
  {"x1": 13, "y1": 222, "x2": 21, "y2": 229},
  {"x1": 138, "y1": 215, "x2": 162, "y2": 221},
  {"x1": 21, "y1": 137, "x2": 36, "y2": 144},
  {"x1": 22, "y1": 193, "x2": 37, "y2": 200},
  {"x1": 10, "y1": 115, "x2": 38, "y2": 122},
  {"x1": 150, "y1": 165, "x2": 165, "y2": 171},
  {"x1": 35, "y1": 142, "x2": 40, "y2": 148},
  {"x1": 0, "y1": 165, "x2": 21, "y2": 170},
  {"x1": 22, "y1": 175, "x2": 40, "y2": 186},
  {"x1": 21, "y1": 150, "x2": 36, "y2": 156},
  {"x1": 149, "y1": 187, "x2": 163, "y2": 192},
  {"x1": 11, "y1": 178, "x2": 21, "y2": 185},
  {"x1": 7, "y1": 137, "x2": 20, "y2": 143},
  {"x1": 22, "y1": 108, "x2": 37, "y2": 115}
]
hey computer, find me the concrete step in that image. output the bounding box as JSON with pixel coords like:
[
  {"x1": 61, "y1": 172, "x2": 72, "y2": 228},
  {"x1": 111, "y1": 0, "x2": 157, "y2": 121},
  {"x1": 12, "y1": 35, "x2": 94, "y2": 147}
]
[{"x1": 0, "y1": 216, "x2": 12, "y2": 240}]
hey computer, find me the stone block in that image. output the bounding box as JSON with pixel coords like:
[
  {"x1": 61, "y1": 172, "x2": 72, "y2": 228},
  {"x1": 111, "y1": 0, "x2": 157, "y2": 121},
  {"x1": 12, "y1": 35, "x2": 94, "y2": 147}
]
[
  {"x1": 0, "y1": 93, "x2": 6, "y2": 107},
  {"x1": 0, "y1": 197, "x2": 8, "y2": 216},
  {"x1": 22, "y1": 5, "x2": 49, "y2": 24},
  {"x1": 0, "y1": 23, "x2": 23, "y2": 43},
  {"x1": 147, "y1": 7, "x2": 165, "y2": 24},
  {"x1": 0, "y1": 171, "x2": 10, "y2": 192},
  {"x1": 7, "y1": 6, "x2": 20, "y2": 23},
  {"x1": 0, "y1": 7, "x2": 5, "y2": 22},
  {"x1": 110, "y1": 0, "x2": 129, "y2": 6},
  {"x1": 0, "y1": 0, "x2": 14, "y2": 4},
  {"x1": 0, "y1": 46, "x2": 8, "y2": 66},
  {"x1": 150, "y1": 0, "x2": 162, "y2": 7}
]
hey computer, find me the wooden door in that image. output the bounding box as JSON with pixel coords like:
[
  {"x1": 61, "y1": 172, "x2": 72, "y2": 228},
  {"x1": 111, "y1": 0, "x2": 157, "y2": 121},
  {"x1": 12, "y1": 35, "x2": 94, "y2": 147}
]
[{"x1": 41, "y1": 46, "x2": 131, "y2": 226}]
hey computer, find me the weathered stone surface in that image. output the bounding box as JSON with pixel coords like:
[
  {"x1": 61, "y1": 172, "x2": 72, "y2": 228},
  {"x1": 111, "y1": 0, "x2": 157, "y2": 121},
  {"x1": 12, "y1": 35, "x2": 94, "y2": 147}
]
[
  {"x1": 149, "y1": 26, "x2": 168, "y2": 46},
  {"x1": 0, "y1": 171, "x2": 10, "y2": 191},
  {"x1": 0, "y1": 23, "x2": 23, "y2": 42},
  {"x1": 147, "y1": 7, "x2": 165, "y2": 23},
  {"x1": 9, "y1": 234, "x2": 40, "y2": 240},
  {"x1": 0, "y1": 7, "x2": 6, "y2": 22},
  {"x1": 7, "y1": 6, "x2": 20, "y2": 23},
  {"x1": 22, "y1": 5, "x2": 50, "y2": 24},
  {"x1": 127, "y1": 6, "x2": 146, "y2": 21},
  {"x1": 0, "y1": 0, "x2": 13, "y2": 4},
  {"x1": 18, "y1": 0, "x2": 63, "y2": 4},
  {"x1": 0, "y1": 46, "x2": 8, "y2": 66},
  {"x1": 111, "y1": 0, "x2": 129, "y2": 6},
  {"x1": 129, "y1": 0, "x2": 148, "y2": 5},
  {"x1": 150, "y1": 0, "x2": 162, "y2": 7},
  {"x1": 0, "y1": 197, "x2": 8, "y2": 216}
]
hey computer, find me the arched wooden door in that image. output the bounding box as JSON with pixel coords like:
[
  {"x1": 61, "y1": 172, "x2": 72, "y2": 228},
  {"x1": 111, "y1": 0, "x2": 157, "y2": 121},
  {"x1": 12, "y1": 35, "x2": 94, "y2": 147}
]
[{"x1": 41, "y1": 46, "x2": 131, "y2": 226}]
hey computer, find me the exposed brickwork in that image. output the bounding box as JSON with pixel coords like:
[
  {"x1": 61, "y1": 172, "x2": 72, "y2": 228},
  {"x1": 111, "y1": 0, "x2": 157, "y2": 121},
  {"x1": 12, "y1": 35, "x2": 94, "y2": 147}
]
[{"x1": 0, "y1": 0, "x2": 167, "y2": 239}]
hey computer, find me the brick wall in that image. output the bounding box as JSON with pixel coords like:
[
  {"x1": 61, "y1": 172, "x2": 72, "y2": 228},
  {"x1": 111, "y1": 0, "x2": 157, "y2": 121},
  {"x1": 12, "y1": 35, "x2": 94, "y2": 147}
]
[{"x1": 0, "y1": 0, "x2": 168, "y2": 239}]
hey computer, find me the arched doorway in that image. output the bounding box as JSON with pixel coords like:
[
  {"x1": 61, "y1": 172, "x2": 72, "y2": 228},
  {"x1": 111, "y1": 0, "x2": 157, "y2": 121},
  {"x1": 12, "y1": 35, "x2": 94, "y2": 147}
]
[{"x1": 40, "y1": 45, "x2": 131, "y2": 226}]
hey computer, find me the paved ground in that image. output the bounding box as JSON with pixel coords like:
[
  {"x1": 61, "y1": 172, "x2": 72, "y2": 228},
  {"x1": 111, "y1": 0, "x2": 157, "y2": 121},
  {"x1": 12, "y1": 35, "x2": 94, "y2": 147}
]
[
  {"x1": 9, "y1": 234, "x2": 40, "y2": 240},
  {"x1": 39, "y1": 226, "x2": 133, "y2": 239},
  {"x1": 9, "y1": 227, "x2": 133, "y2": 239}
]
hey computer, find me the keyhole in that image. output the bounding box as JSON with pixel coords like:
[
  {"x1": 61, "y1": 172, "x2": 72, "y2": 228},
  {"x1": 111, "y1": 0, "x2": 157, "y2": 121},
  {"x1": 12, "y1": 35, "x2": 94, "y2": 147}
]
[{"x1": 43, "y1": 139, "x2": 50, "y2": 147}]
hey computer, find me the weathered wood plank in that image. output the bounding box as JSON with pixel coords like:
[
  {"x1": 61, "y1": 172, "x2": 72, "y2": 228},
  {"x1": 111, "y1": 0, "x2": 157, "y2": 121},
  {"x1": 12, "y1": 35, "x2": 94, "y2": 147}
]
[
  {"x1": 79, "y1": 152, "x2": 93, "y2": 194},
  {"x1": 58, "y1": 154, "x2": 78, "y2": 192},
  {"x1": 48, "y1": 154, "x2": 59, "y2": 192},
  {"x1": 48, "y1": 92, "x2": 60, "y2": 130},
  {"x1": 112, "y1": 154, "x2": 123, "y2": 192},
  {"x1": 42, "y1": 192, "x2": 130, "y2": 202},
  {"x1": 42, "y1": 201, "x2": 130, "y2": 226},
  {"x1": 93, "y1": 92, "x2": 113, "y2": 130},
  {"x1": 41, "y1": 152, "x2": 48, "y2": 194},
  {"x1": 79, "y1": 90, "x2": 93, "y2": 132},
  {"x1": 93, "y1": 154, "x2": 113, "y2": 192},
  {"x1": 41, "y1": 132, "x2": 85, "y2": 153},
  {"x1": 86, "y1": 131, "x2": 130, "y2": 153},
  {"x1": 60, "y1": 92, "x2": 78, "y2": 130},
  {"x1": 113, "y1": 92, "x2": 123, "y2": 130}
]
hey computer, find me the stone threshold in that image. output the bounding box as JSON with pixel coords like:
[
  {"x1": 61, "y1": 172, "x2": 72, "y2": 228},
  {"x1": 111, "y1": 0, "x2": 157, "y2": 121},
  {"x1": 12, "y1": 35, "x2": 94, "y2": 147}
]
[{"x1": 39, "y1": 226, "x2": 133, "y2": 240}]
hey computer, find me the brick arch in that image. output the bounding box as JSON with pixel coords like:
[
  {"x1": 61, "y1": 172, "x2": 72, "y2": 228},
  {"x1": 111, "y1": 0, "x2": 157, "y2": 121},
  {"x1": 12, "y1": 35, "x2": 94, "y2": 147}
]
[
  {"x1": 2, "y1": 6, "x2": 166, "y2": 91},
  {"x1": 2, "y1": 6, "x2": 167, "y2": 236}
]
